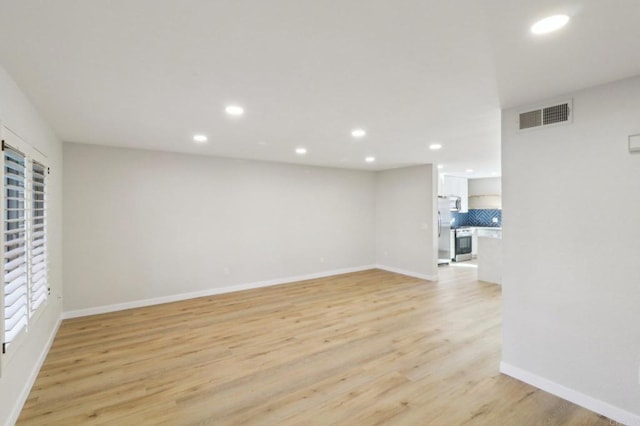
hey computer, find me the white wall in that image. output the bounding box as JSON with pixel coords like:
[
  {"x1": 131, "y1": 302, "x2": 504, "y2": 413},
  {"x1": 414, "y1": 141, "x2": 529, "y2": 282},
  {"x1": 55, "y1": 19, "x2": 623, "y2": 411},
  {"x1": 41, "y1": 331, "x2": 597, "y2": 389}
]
[
  {"x1": 375, "y1": 165, "x2": 438, "y2": 280},
  {"x1": 0, "y1": 66, "x2": 63, "y2": 425},
  {"x1": 63, "y1": 143, "x2": 376, "y2": 312},
  {"x1": 468, "y1": 177, "x2": 501, "y2": 196},
  {"x1": 501, "y1": 75, "x2": 640, "y2": 422}
]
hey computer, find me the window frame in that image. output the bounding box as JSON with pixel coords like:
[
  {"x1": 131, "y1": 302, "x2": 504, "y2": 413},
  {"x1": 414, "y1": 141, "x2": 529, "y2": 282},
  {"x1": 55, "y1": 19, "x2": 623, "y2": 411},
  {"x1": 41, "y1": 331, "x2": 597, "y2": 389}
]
[{"x1": 0, "y1": 124, "x2": 49, "y2": 367}]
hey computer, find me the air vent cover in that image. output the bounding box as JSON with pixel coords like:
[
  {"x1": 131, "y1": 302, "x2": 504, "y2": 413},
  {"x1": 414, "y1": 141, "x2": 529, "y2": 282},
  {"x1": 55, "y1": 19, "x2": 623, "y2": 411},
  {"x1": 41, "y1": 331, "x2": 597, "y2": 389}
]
[
  {"x1": 543, "y1": 103, "x2": 569, "y2": 125},
  {"x1": 519, "y1": 110, "x2": 542, "y2": 129},
  {"x1": 519, "y1": 100, "x2": 572, "y2": 131}
]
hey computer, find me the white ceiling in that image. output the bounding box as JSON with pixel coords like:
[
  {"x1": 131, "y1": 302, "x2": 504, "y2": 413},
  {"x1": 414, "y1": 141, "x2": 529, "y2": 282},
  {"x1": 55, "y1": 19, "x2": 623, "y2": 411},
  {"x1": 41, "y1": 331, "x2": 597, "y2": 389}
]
[{"x1": 0, "y1": 1, "x2": 639, "y2": 176}]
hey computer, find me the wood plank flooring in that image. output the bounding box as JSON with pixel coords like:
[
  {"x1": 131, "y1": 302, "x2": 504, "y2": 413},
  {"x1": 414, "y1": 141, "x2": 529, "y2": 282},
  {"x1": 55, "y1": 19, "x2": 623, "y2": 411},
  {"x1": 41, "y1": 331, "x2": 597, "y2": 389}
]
[{"x1": 18, "y1": 266, "x2": 608, "y2": 425}]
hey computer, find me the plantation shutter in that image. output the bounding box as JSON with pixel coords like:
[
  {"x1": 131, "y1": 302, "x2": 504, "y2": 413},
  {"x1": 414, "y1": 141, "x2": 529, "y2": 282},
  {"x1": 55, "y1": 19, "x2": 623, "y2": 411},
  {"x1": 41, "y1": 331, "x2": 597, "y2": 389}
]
[
  {"x1": 3, "y1": 146, "x2": 28, "y2": 348},
  {"x1": 30, "y1": 161, "x2": 47, "y2": 314}
]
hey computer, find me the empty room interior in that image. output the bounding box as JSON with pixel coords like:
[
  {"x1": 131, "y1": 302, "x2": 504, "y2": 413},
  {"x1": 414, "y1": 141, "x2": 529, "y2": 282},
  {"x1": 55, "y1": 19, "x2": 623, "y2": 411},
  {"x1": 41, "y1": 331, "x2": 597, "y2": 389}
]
[{"x1": 0, "y1": 1, "x2": 639, "y2": 425}]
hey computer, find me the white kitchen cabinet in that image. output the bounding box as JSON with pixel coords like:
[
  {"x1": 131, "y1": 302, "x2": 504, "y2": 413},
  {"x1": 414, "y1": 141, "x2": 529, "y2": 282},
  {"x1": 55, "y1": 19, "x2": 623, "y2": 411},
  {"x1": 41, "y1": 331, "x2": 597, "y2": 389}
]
[
  {"x1": 468, "y1": 194, "x2": 501, "y2": 209},
  {"x1": 443, "y1": 176, "x2": 468, "y2": 212},
  {"x1": 437, "y1": 173, "x2": 446, "y2": 196},
  {"x1": 477, "y1": 234, "x2": 503, "y2": 285},
  {"x1": 468, "y1": 177, "x2": 502, "y2": 209},
  {"x1": 471, "y1": 228, "x2": 478, "y2": 257}
]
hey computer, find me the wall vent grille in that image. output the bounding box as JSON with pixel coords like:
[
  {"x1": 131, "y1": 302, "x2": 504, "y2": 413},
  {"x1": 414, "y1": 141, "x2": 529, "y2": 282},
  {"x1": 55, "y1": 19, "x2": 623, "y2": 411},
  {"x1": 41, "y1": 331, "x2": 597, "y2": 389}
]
[
  {"x1": 519, "y1": 100, "x2": 572, "y2": 131},
  {"x1": 519, "y1": 110, "x2": 542, "y2": 129}
]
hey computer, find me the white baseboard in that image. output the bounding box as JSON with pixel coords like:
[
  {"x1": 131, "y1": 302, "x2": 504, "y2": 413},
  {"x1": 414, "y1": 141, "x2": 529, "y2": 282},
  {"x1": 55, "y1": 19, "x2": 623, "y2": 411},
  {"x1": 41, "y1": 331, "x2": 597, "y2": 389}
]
[
  {"x1": 500, "y1": 361, "x2": 640, "y2": 426},
  {"x1": 375, "y1": 264, "x2": 437, "y2": 282},
  {"x1": 62, "y1": 265, "x2": 377, "y2": 319},
  {"x1": 7, "y1": 316, "x2": 62, "y2": 426}
]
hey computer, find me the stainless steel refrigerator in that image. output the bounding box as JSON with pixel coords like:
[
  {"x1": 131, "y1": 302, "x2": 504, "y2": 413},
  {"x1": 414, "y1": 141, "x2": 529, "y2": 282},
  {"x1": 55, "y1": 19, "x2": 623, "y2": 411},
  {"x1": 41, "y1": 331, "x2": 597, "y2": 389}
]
[{"x1": 437, "y1": 196, "x2": 452, "y2": 265}]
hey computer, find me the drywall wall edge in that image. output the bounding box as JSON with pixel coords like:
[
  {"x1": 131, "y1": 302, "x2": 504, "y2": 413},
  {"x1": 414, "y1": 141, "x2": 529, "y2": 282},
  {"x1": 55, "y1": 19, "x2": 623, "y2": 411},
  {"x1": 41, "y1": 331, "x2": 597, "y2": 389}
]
[
  {"x1": 500, "y1": 361, "x2": 640, "y2": 426},
  {"x1": 62, "y1": 265, "x2": 377, "y2": 319}
]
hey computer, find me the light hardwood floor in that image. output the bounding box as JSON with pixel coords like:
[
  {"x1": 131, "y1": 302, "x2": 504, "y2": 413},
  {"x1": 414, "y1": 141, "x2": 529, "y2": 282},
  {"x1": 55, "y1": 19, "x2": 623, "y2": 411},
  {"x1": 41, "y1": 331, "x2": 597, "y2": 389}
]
[{"x1": 19, "y1": 266, "x2": 608, "y2": 425}]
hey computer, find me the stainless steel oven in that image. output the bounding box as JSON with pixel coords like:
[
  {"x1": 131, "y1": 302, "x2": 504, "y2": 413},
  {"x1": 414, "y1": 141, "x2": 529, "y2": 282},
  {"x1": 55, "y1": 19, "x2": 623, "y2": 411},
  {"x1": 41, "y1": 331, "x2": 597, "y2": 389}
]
[{"x1": 454, "y1": 228, "x2": 473, "y2": 262}]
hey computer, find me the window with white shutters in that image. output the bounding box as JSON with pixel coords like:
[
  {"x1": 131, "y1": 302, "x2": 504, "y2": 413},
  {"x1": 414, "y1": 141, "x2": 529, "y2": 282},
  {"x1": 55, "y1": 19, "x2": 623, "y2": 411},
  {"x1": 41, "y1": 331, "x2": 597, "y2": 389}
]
[
  {"x1": 3, "y1": 146, "x2": 28, "y2": 349},
  {"x1": 1, "y1": 134, "x2": 49, "y2": 356},
  {"x1": 29, "y1": 161, "x2": 47, "y2": 314}
]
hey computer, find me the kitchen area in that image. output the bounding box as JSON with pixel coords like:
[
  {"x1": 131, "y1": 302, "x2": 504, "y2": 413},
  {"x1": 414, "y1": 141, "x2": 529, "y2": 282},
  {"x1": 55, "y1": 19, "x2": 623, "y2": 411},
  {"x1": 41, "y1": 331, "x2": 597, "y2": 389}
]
[{"x1": 438, "y1": 175, "x2": 502, "y2": 285}]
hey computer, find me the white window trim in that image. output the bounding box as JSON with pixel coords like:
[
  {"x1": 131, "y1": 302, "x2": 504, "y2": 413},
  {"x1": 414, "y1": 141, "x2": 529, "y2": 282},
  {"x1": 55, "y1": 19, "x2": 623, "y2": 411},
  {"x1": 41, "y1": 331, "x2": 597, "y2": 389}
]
[{"x1": 0, "y1": 124, "x2": 49, "y2": 368}]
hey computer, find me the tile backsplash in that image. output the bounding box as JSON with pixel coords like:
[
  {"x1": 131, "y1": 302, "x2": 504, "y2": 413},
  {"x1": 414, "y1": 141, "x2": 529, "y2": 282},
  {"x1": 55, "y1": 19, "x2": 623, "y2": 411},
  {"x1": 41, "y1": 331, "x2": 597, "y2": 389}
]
[
  {"x1": 451, "y1": 211, "x2": 469, "y2": 227},
  {"x1": 452, "y1": 209, "x2": 501, "y2": 228}
]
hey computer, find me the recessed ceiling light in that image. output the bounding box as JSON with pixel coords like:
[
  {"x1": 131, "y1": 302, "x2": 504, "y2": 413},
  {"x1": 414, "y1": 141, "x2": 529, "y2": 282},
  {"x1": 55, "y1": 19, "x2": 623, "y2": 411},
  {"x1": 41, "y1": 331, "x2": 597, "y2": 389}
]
[
  {"x1": 351, "y1": 129, "x2": 366, "y2": 138},
  {"x1": 365, "y1": 156, "x2": 375, "y2": 163},
  {"x1": 437, "y1": 164, "x2": 444, "y2": 169},
  {"x1": 295, "y1": 147, "x2": 307, "y2": 155},
  {"x1": 491, "y1": 171, "x2": 498, "y2": 176},
  {"x1": 466, "y1": 169, "x2": 474, "y2": 173},
  {"x1": 531, "y1": 15, "x2": 570, "y2": 35},
  {"x1": 193, "y1": 134, "x2": 208, "y2": 143},
  {"x1": 225, "y1": 105, "x2": 244, "y2": 116},
  {"x1": 429, "y1": 143, "x2": 442, "y2": 150}
]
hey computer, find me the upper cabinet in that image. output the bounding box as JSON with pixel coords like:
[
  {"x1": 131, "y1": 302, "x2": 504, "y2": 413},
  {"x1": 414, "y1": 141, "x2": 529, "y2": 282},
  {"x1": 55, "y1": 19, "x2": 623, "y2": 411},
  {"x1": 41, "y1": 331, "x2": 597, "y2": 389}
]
[
  {"x1": 442, "y1": 176, "x2": 469, "y2": 212},
  {"x1": 437, "y1": 173, "x2": 446, "y2": 196},
  {"x1": 468, "y1": 177, "x2": 502, "y2": 210},
  {"x1": 468, "y1": 195, "x2": 501, "y2": 210},
  {"x1": 439, "y1": 176, "x2": 503, "y2": 212}
]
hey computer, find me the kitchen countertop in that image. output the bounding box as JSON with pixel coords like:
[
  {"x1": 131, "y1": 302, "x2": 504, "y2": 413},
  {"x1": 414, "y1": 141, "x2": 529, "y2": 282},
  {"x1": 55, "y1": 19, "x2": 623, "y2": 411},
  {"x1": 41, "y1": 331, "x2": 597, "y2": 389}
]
[
  {"x1": 451, "y1": 226, "x2": 502, "y2": 231},
  {"x1": 476, "y1": 227, "x2": 502, "y2": 239}
]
